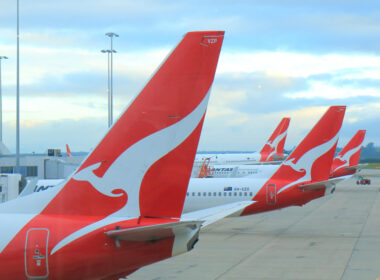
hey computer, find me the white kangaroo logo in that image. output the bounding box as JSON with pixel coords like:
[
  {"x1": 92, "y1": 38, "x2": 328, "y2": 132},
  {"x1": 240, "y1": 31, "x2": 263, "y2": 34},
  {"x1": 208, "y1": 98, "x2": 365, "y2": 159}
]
[
  {"x1": 264, "y1": 130, "x2": 287, "y2": 160},
  {"x1": 332, "y1": 143, "x2": 362, "y2": 173},
  {"x1": 277, "y1": 133, "x2": 339, "y2": 194},
  {"x1": 51, "y1": 90, "x2": 211, "y2": 255}
]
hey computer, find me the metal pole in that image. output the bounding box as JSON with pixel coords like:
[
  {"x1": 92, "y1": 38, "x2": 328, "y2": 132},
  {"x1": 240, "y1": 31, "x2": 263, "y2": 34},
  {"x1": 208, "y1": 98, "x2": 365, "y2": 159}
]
[
  {"x1": 110, "y1": 36, "x2": 113, "y2": 125},
  {"x1": 107, "y1": 51, "x2": 111, "y2": 127},
  {"x1": 101, "y1": 49, "x2": 112, "y2": 127},
  {"x1": 0, "y1": 56, "x2": 8, "y2": 143},
  {"x1": 16, "y1": 0, "x2": 20, "y2": 173},
  {"x1": 0, "y1": 59, "x2": 2, "y2": 142},
  {"x1": 105, "y1": 32, "x2": 118, "y2": 126}
]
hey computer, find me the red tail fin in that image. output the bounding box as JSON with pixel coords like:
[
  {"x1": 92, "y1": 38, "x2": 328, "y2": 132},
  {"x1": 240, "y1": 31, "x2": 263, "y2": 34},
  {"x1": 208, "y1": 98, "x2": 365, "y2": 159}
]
[
  {"x1": 66, "y1": 144, "x2": 72, "y2": 157},
  {"x1": 265, "y1": 106, "x2": 346, "y2": 193},
  {"x1": 331, "y1": 130, "x2": 366, "y2": 177},
  {"x1": 43, "y1": 31, "x2": 225, "y2": 219},
  {"x1": 259, "y1": 117, "x2": 290, "y2": 162}
]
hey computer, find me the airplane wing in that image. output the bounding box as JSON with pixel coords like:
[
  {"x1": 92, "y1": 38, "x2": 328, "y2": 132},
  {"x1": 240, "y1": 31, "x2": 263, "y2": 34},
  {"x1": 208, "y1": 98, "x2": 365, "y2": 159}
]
[
  {"x1": 181, "y1": 201, "x2": 255, "y2": 228},
  {"x1": 298, "y1": 176, "x2": 352, "y2": 191}
]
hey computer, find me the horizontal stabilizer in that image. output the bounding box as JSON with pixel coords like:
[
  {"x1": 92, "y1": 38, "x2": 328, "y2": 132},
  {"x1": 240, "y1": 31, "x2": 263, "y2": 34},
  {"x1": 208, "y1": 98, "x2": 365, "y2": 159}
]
[
  {"x1": 299, "y1": 176, "x2": 351, "y2": 191},
  {"x1": 105, "y1": 220, "x2": 202, "y2": 242},
  {"x1": 344, "y1": 166, "x2": 360, "y2": 172},
  {"x1": 181, "y1": 201, "x2": 255, "y2": 228},
  {"x1": 344, "y1": 164, "x2": 368, "y2": 172}
]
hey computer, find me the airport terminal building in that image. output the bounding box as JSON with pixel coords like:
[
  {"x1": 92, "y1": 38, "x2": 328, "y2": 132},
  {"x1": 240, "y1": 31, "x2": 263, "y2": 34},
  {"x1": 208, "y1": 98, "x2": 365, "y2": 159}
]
[
  {"x1": 0, "y1": 149, "x2": 84, "y2": 180},
  {"x1": 0, "y1": 146, "x2": 84, "y2": 202}
]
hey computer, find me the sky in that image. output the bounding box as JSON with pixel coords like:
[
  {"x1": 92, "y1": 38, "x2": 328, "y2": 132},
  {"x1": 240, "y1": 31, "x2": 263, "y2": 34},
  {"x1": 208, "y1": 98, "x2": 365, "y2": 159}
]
[{"x1": 0, "y1": 0, "x2": 380, "y2": 153}]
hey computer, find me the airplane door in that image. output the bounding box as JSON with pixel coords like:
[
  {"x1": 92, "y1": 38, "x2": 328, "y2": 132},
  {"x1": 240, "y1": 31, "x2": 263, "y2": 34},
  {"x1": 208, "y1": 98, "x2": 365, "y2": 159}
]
[
  {"x1": 266, "y1": 184, "x2": 277, "y2": 205},
  {"x1": 25, "y1": 228, "x2": 49, "y2": 279}
]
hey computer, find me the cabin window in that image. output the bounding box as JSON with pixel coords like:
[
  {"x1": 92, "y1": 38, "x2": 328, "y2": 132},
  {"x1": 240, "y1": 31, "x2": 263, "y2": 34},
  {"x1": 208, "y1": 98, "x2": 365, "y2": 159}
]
[
  {"x1": 186, "y1": 192, "x2": 189, "y2": 196},
  {"x1": 213, "y1": 192, "x2": 216, "y2": 196},
  {"x1": 203, "y1": 192, "x2": 207, "y2": 196},
  {"x1": 208, "y1": 192, "x2": 211, "y2": 196},
  {"x1": 249, "y1": 192, "x2": 253, "y2": 196},
  {"x1": 239, "y1": 192, "x2": 242, "y2": 196},
  {"x1": 228, "y1": 192, "x2": 232, "y2": 196},
  {"x1": 234, "y1": 192, "x2": 237, "y2": 196},
  {"x1": 244, "y1": 192, "x2": 247, "y2": 196},
  {"x1": 192, "y1": 192, "x2": 195, "y2": 196},
  {"x1": 218, "y1": 192, "x2": 221, "y2": 196},
  {"x1": 198, "y1": 192, "x2": 201, "y2": 196}
]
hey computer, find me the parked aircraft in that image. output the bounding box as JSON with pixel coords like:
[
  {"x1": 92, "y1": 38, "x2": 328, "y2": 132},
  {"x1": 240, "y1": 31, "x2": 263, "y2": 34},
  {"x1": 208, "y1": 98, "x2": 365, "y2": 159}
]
[
  {"x1": 330, "y1": 130, "x2": 366, "y2": 178},
  {"x1": 66, "y1": 144, "x2": 72, "y2": 157},
  {"x1": 197, "y1": 129, "x2": 366, "y2": 179},
  {"x1": 0, "y1": 31, "x2": 242, "y2": 280},
  {"x1": 195, "y1": 117, "x2": 290, "y2": 165},
  {"x1": 184, "y1": 106, "x2": 347, "y2": 215}
]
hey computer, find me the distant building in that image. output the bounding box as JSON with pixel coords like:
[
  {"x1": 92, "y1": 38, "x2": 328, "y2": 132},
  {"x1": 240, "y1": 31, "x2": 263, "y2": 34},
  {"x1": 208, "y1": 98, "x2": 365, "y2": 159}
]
[
  {"x1": 0, "y1": 174, "x2": 22, "y2": 202},
  {"x1": 0, "y1": 145, "x2": 84, "y2": 180}
]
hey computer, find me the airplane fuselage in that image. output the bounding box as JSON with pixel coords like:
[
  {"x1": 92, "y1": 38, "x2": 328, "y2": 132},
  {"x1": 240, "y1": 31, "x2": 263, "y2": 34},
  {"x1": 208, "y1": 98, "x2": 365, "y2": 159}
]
[
  {"x1": 0, "y1": 187, "x2": 182, "y2": 280},
  {"x1": 184, "y1": 177, "x2": 332, "y2": 216},
  {"x1": 194, "y1": 152, "x2": 261, "y2": 165}
]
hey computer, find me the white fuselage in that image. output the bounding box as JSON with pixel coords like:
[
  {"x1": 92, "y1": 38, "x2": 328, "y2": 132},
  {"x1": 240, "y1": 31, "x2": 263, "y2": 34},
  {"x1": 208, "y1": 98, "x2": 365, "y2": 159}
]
[
  {"x1": 194, "y1": 152, "x2": 261, "y2": 165},
  {"x1": 28, "y1": 168, "x2": 278, "y2": 215},
  {"x1": 183, "y1": 164, "x2": 278, "y2": 212},
  {"x1": 183, "y1": 178, "x2": 261, "y2": 212},
  {"x1": 197, "y1": 164, "x2": 278, "y2": 178}
]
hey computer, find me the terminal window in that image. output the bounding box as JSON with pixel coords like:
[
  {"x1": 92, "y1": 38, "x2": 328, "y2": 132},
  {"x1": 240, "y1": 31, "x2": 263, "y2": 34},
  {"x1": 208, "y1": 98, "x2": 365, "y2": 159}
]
[
  {"x1": 26, "y1": 166, "x2": 38, "y2": 177},
  {"x1": 0, "y1": 166, "x2": 13, "y2": 174}
]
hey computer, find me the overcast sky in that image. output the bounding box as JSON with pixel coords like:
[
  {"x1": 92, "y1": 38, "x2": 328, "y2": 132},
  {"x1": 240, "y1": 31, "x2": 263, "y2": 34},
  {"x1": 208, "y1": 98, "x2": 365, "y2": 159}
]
[{"x1": 1, "y1": 0, "x2": 380, "y2": 153}]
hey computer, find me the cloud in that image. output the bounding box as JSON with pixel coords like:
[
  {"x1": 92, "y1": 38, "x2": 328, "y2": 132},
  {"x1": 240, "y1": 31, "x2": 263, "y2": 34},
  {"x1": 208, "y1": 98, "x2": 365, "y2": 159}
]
[
  {"x1": 3, "y1": 117, "x2": 108, "y2": 153},
  {"x1": 0, "y1": 1, "x2": 379, "y2": 153}
]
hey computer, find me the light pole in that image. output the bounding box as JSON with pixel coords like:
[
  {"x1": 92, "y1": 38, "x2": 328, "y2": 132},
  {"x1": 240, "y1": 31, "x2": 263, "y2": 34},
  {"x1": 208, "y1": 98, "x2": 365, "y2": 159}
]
[
  {"x1": 0, "y1": 56, "x2": 8, "y2": 142},
  {"x1": 101, "y1": 49, "x2": 116, "y2": 128},
  {"x1": 16, "y1": 0, "x2": 20, "y2": 173},
  {"x1": 105, "y1": 32, "x2": 118, "y2": 126}
]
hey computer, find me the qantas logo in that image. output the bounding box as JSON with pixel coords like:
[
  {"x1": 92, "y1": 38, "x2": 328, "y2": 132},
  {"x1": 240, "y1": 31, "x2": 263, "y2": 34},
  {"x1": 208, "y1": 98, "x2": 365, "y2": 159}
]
[
  {"x1": 34, "y1": 185, "x2": 56, "y2": 193},
  {"x1": 277, "y1": 133, "x2": 339, "y2": 194},
  {"x1": 263, "y1": 130, "x2": 287, "y2": 160},
  {"x1": 332, "y1": 143, "x2": 362, "y2": 173},
  {"x1": 51, "y1": 90, "x2": 212, "y2": 255},
  {"x1": 212, "y1": 168, "x2": 234, "y2": 172}
]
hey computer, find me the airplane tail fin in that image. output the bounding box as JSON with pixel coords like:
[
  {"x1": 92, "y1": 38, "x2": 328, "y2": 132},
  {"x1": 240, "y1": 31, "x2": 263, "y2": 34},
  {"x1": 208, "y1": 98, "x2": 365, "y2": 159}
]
[
  {"x1": 331, "y1": 130, "x2": 366, "y2": 177},
  {"x1": 66, "y1": 144, "x2": 72, "y2": 157},
  {"x1": 259, "y1": 117, "x2": 290, "y2": 162},
  {"x1": 265, "y1": 106, "x2": 346, "y2": 194},
  {"x1": 43, "y1": 31, "x2": 225, "y2": 219}
]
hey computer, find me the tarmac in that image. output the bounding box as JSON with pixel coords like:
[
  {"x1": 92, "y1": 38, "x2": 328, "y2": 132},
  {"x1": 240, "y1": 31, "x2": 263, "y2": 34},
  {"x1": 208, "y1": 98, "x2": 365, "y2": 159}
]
[{"x1": 127, "y1": 174, "x2": 380, "y2": 280}]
